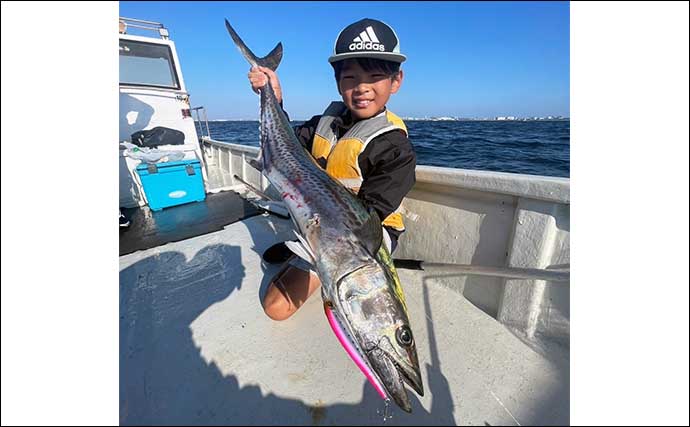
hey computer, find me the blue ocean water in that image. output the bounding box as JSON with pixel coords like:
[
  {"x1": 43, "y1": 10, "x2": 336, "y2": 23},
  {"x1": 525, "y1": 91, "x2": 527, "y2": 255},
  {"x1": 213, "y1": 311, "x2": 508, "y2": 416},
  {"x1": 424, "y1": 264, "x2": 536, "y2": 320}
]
[{"x1": 197, "y1": 120, "x2": 570, "y2": 178}]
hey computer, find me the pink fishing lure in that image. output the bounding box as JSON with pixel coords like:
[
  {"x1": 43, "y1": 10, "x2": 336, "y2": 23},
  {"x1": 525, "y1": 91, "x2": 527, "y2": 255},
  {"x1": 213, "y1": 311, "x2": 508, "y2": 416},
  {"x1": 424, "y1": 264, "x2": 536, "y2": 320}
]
[{"x1": 324, "y1": 303, "x2": 388, "y2": 400}]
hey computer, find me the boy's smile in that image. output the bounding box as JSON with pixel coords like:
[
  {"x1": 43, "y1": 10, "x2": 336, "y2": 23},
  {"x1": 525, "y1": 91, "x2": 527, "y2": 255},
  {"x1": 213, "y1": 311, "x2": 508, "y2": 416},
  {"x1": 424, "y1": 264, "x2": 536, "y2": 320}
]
[{"x1": 337, "y1": 60, "x2": 403, "y2": 120}]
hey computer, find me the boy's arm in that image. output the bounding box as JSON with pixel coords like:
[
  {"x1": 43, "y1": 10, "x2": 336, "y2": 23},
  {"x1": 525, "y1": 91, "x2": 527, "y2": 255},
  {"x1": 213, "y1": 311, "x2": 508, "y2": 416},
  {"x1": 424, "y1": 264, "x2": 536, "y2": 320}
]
[{"x1": 357, "y1": 130, "x2": 417, "y2": 223}]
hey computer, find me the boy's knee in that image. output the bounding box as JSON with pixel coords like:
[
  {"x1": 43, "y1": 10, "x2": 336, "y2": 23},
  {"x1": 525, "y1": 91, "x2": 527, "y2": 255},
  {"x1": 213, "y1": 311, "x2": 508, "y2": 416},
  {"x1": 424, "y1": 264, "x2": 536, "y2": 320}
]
[
  {"x1": 262, "y1": 263, "x2": 320, "y2": 321},
  {"x1": 262, "y1": 284, "x2": 296, "y2": 321}
]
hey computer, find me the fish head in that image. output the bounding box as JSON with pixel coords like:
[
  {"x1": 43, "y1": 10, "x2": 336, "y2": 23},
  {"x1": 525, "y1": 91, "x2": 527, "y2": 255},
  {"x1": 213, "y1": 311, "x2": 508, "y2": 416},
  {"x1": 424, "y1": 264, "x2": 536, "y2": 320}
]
[{"x1": 324, "y1": 255, "x2": 424, "y2": 413}]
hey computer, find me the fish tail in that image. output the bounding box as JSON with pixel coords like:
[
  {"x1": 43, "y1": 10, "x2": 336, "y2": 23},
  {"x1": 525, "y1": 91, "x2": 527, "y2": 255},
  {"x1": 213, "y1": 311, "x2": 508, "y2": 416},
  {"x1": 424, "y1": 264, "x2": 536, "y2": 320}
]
[{"x1": 224, "y1": 19, "x2": 283, "y2": 71}]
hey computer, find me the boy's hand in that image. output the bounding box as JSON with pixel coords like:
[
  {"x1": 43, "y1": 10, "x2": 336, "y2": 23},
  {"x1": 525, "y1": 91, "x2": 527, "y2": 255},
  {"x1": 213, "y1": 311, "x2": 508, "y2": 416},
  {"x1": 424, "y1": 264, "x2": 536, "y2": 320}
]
[{"x1": 248, "y1": 66, "x2": 283, "y2": 105}]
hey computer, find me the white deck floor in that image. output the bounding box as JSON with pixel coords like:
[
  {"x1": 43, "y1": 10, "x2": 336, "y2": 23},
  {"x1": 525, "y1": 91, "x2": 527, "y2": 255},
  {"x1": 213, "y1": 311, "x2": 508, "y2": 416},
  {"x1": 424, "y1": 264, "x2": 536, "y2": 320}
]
[{"x1": 120, "y1": 213, "x2": 569, "y2": 425}]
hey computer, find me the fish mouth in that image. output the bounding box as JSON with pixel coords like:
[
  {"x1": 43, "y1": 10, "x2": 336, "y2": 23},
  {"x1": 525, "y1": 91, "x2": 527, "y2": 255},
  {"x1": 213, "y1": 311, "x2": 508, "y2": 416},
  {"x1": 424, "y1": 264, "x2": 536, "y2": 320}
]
[{"x1": 367, "y1": 345, "x2": 424, "y2": 413}]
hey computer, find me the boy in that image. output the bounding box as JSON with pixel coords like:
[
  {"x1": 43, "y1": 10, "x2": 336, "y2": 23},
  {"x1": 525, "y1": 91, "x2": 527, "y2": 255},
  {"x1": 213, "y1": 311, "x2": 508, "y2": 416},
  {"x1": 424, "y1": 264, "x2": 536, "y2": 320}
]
[{"x1": 248, "y1": 18, "x2": 416, "y2": 320}]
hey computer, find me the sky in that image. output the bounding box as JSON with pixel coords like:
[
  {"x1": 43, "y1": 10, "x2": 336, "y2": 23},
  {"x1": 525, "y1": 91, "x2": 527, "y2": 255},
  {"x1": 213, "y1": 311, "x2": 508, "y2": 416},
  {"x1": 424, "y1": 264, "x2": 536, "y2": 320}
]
[{"x1": 119, "y1": 1, "x2": 570, "y2": 120}]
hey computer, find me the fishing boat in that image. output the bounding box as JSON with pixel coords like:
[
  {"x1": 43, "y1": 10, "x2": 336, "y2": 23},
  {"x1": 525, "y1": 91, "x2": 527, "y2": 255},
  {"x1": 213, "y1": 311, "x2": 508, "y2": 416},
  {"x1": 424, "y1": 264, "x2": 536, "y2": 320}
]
[{"x1": 119, "y1": 17, "x2": 569, "y2": 426}]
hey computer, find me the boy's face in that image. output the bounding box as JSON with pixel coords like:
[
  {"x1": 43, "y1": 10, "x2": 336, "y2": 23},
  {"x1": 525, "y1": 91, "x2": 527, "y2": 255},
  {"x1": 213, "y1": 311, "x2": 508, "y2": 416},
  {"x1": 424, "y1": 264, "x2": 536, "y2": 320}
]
[{"x1": 337, "y1": 60, "x2": 403, "y2": 120}]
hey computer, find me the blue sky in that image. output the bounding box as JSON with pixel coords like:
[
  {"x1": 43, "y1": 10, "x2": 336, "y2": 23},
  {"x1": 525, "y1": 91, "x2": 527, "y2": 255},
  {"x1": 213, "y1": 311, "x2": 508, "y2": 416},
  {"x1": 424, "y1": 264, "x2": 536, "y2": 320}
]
[{"x1": 120, "y1": 1, "x2": 570, "y2": 120}]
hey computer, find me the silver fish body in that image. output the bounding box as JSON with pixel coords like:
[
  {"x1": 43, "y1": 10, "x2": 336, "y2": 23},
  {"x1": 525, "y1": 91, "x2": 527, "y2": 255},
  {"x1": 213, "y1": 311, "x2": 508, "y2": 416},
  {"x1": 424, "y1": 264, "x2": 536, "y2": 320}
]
[{"x1": 225, "y1": 19, "x2": 423, "y2": 412}]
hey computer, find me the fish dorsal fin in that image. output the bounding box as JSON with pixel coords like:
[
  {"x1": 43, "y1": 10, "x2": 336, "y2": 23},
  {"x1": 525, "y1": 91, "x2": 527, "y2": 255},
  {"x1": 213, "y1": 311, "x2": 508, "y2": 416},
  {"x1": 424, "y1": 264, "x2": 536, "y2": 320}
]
[{"x1": 354, "y1": 207, "x2": 383, "y2": 257}]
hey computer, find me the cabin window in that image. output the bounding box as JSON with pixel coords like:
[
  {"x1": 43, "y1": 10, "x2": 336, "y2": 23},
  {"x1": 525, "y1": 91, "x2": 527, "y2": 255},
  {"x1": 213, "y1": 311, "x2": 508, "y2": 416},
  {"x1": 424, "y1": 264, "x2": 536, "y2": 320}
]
[{"x1": 119, "y1": 40, "x2": 180, "y2": 89}]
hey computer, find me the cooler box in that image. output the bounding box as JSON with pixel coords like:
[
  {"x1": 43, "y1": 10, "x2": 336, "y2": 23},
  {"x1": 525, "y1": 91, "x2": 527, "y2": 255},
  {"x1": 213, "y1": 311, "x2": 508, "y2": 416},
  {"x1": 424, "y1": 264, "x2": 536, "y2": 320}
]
[{"x1": 136, "y1": 159, "x2": 206, "y2": 211}]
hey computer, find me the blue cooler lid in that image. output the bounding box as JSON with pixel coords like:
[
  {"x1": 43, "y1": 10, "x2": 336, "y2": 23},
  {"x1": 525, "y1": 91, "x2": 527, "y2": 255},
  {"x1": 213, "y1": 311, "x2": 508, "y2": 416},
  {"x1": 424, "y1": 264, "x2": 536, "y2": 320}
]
[{"x1": 136, "y1": 159, "x2": 201, "y2": 175}]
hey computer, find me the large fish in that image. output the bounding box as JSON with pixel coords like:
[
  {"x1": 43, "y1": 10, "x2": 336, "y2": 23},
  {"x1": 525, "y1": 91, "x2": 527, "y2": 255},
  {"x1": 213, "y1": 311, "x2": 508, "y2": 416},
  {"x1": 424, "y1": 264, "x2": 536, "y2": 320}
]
[{"x1": 224, "y1": 19, "x2": 424, "y2": 412}]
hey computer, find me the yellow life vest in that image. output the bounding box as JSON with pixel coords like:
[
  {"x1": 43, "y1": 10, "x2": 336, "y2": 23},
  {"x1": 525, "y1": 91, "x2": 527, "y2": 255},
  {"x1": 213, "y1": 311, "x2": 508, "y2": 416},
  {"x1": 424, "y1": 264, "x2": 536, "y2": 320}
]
[{"x1": 311, "y1": 101, "x2": 407, "y2": 231}]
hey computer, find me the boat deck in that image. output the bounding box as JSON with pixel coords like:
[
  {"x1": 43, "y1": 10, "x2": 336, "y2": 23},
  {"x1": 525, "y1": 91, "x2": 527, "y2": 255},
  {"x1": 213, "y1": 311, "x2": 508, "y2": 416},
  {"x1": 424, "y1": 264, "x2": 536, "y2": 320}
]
[
  {"x1": 119, "y1": 196, "x2": 569, "y2": 425},
  {"x1": 119, "y1": 190, "x2": 262, "y2": 256}
]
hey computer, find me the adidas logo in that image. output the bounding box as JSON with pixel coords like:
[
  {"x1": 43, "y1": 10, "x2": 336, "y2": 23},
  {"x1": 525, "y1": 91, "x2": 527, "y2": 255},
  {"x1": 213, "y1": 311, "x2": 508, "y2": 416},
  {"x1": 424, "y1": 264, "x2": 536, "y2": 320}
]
[{"x1": 349, "y1": 26, "x2": 385, "y2": 52}]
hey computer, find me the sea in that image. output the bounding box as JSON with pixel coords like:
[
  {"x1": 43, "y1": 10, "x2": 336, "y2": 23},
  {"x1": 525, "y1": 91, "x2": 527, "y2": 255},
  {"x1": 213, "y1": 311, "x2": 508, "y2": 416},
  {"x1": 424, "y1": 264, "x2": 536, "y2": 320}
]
[{"x1": 196, "y1": 120, "x2": 570, "y2": 178}]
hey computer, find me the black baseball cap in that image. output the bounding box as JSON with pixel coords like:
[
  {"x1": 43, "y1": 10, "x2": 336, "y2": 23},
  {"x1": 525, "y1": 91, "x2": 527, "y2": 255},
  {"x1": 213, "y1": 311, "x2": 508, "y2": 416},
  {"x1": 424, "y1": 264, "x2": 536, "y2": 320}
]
[{"x1": 328, "y1": 18, "x2": 406, "y2": 64}]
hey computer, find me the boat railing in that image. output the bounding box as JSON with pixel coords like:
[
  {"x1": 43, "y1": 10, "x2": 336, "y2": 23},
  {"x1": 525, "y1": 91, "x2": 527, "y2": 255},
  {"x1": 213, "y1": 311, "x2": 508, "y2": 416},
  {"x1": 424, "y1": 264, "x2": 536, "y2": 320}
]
[
  {"x1": 200, "y1": 136, "x2": 570, "y2": 203},
  {"x1": 119, "y1": 16, "x2": 170, "y2": 39},
  {"x1": 192, "y1": 106, "x2": 211, "y2": 139}
]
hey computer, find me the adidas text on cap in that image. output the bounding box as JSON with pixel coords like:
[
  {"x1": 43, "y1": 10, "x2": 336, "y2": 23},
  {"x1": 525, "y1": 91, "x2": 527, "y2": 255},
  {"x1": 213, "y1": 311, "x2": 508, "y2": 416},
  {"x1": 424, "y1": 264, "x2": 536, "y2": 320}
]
[{"x1": 328, "y1": 18, "x2": 406, "y2": 64}]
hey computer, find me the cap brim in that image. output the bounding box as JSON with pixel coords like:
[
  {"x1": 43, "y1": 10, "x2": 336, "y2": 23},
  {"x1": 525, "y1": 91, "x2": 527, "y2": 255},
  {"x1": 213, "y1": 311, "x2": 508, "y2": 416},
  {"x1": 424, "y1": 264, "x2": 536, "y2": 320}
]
[{"x1": 328, "y1": 51, "x2": 407, "y2": 64}]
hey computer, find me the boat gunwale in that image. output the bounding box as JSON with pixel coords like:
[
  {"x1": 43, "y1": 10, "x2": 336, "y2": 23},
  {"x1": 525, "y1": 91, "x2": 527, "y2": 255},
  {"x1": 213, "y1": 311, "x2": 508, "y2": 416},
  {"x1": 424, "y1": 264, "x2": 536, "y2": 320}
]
[{"x1": 200, "y1": 137, "x2": 570, "y2": 204}]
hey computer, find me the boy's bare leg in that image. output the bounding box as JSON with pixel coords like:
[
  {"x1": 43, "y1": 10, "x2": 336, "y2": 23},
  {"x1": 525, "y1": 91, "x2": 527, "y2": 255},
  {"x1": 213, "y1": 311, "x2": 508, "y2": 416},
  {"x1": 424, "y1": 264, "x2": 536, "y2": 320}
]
[{"x1": 263, "y1": 263, "x2": 321, "y2": 320}]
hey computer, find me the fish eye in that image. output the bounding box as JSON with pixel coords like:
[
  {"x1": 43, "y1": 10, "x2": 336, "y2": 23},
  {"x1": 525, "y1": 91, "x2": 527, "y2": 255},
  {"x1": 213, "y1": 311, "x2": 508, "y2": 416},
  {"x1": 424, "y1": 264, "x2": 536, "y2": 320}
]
[{"x1": 396, "y1": 326, "x2": 413, "y2": 347}]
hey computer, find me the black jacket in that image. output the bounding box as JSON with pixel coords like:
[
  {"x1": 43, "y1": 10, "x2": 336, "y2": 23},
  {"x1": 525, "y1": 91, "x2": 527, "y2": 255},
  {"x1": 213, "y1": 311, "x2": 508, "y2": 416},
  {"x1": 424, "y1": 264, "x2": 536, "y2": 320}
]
[{"x1": 289, "y1": 110, "x2": 417, "y2": 237}]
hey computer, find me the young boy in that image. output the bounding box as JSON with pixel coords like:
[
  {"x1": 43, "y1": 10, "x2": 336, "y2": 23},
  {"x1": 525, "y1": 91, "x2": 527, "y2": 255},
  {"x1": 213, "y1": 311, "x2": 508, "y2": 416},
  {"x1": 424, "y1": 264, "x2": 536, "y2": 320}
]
[{"x1": 248, "y1": 18, "x2": 416, "y2": 320}]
